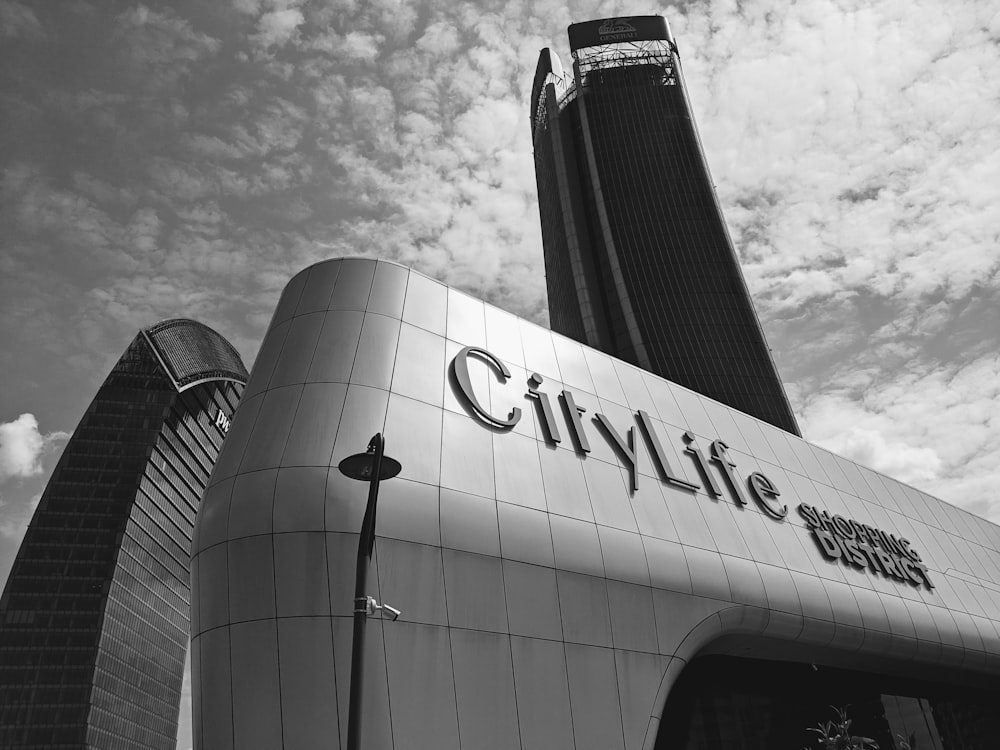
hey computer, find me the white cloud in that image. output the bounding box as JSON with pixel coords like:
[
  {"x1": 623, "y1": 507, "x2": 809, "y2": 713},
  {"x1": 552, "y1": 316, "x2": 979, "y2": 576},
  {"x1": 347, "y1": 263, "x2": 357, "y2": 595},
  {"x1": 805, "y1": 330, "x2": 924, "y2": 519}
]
[
  {"x1": 340, "y1": 31, "x2": 382, "y2": 62},
  {"x1": 0, "y1": 1, "x2": 45, "y2": 40},
  {"x1": 1, "y1": 0, "x2": 998, "y2": 539},
  {"x1": 799, "y1": 350, "x2": 1000, "y2": 523},
  {"x1": 0, "y1": 414, "x2": 69, "y2": 482},
  {"x1": 415, "y1": 21, "x2": 461, "y2": 56},
  {"x1": 4, "y1": 163, "x2": 150, "y2": 276},
  {"x1": 115, "y1": 5, "x2": 221, "y2": 88},
  {"x1": 253, "y1": 8, "x2": 305, "y2": 49},
  {"x1": 809, "y1": 415, "x2": 943, "y2": 485},
  {"x1": 674, "y1": 0, "x2": 1000, "y2": 318}
]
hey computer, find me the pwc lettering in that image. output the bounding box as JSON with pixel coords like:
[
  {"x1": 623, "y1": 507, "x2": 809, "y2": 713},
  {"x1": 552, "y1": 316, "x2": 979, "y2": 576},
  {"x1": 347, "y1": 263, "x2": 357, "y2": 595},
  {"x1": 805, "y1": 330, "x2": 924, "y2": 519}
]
[
  {"x1": 452, "y1": 346, "x2": 787, "y2": 519},
  {"x1": 797, "y1": 503, "x2": 933, "y2": 590},
  {"x1": 213, "y1": 407, "x2": 231, "y2": 434}
]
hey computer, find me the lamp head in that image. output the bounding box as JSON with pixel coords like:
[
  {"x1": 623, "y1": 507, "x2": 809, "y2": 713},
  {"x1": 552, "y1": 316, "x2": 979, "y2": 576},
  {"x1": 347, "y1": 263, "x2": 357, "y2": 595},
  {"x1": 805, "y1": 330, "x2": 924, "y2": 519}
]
[{"x1": 338, "y1": 433, "x2": 402, "y2": 481}]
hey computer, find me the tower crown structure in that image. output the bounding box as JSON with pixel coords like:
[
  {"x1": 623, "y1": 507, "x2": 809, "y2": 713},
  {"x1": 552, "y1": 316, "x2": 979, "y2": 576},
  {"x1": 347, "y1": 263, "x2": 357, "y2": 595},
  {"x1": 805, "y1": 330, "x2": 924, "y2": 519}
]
[
  {"x1": 0, "y1": 319, "x2": 247, "y2": 749},
  {"x1": 531, "y1": 16, "x2": 801, "y2": 435}
]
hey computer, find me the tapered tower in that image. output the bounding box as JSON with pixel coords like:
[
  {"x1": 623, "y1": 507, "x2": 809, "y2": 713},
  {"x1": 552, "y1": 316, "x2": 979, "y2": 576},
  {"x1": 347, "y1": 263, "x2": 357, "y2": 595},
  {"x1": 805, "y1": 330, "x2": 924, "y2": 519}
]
[
  {"x1": 531, "y1": 16, "x2": 800, "y2": 435},
  {"x1": 0, "y1": 319, "x2": 247, "y2": 749}
]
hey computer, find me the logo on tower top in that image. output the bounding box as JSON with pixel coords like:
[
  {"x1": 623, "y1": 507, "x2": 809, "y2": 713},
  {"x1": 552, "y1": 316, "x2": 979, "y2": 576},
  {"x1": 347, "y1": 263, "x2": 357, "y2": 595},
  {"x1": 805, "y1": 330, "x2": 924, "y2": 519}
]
[
  {"x1": 569, "y1": 16, "x2": 668, "y2": 52},
  {"x1": 599, "y1": 18, "x2": 637, "y2": 35},
  {"x1": 598, "y1": 18, "x2": 637, "y2": 41}
]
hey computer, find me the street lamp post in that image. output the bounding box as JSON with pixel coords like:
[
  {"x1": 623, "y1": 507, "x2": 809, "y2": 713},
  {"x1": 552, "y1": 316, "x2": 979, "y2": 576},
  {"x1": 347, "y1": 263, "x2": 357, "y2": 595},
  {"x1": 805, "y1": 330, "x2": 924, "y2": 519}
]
[{"x1": 337, "y1": 433, "x2": 401, "y2": 750}]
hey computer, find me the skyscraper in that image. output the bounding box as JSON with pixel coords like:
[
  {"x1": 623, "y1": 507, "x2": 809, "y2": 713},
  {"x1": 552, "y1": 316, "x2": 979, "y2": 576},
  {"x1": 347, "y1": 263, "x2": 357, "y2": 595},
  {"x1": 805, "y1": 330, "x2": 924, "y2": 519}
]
[
  {"x1": 0, "y1": 319, "x2": 247, "y2": 749},
  {"x1": 531, "y1": 16, "x2": 801, "y2": 435}
]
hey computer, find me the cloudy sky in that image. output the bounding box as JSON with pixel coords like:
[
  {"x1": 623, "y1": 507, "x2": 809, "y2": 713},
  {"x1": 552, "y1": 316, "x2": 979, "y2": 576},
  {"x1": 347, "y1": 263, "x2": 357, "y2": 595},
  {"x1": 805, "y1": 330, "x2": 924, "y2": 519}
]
[{"x1": 1, "y1": 0, "x2": 998, "y2": 746}]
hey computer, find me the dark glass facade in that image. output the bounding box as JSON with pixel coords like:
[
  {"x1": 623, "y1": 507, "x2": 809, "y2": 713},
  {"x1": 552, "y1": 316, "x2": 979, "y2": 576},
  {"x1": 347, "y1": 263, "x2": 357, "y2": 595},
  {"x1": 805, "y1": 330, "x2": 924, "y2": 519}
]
[
  {"x1": 532, "y1": 17, "x2": 801, "y2": 435},
  {"x1": 661, "y1": 655, "x2": 1000, "y2": 750},
  {"x1": 0, "y1": 320, "x2": 247, "y2": 749}
]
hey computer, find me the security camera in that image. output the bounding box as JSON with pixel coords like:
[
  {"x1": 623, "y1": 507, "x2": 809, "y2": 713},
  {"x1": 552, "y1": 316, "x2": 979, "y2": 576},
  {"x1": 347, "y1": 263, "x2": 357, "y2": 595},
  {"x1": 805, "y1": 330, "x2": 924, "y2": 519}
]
[
  {"x1": 362, "y1": 596, "x2": 402, "y2": 621},
  {"x1": 381, "y1": 604, "x2": 401, "y2": 621}
]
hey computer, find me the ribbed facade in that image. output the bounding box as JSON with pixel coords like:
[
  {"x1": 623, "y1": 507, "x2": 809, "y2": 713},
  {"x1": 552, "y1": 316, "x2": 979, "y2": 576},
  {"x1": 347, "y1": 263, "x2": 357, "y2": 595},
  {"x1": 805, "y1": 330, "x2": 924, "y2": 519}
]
[
  {"x1": 532, "y1": 17, "x2": 801, "y2": 435},
  {"x1": 0, "y1": 320, "x2": 247, "y2": 749}
]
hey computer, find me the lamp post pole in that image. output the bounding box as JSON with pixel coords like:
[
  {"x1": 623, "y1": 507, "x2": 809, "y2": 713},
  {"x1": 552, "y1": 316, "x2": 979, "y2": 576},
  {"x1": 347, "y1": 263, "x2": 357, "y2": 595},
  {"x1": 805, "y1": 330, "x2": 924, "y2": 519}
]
[{"x1": 338, "y1": 433, "x2": 401, "y2": 750}]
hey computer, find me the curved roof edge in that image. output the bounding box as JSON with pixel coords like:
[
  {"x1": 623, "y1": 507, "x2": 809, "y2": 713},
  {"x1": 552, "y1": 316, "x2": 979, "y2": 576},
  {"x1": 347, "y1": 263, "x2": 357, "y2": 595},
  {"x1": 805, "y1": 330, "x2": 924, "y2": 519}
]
[
  {"x1": 531, "y1": 48, "x2": 564, "y2": 138},
  {"x1": 142, "y1": 318, "x2": 248, "y2": 392}
]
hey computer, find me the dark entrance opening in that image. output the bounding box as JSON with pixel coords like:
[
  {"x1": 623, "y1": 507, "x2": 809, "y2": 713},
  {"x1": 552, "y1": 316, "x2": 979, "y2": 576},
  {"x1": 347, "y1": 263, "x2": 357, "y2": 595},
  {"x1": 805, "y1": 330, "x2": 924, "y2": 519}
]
[{"x1": 656, "y1": 655, "x2": 1000, "y2": 749}]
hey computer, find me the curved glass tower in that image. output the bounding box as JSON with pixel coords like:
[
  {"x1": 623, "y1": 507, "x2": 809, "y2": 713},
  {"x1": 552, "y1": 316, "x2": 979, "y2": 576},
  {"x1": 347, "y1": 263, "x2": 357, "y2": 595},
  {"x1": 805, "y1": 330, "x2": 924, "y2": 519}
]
[
  {"x1": 0, "y1": 319, "x2": 247, "y2": 749},
  {"x1": 531, "y1": 16, "x2": 801, "y2": 435}
]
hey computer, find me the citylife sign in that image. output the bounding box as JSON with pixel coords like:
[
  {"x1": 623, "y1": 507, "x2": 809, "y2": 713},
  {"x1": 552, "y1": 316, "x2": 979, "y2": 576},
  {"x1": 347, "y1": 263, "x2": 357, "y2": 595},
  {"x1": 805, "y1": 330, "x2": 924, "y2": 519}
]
[
  {"x1": 452, "y1": 347, "x2": 933, "y2": 590},
  {"x1": 453, "y1": 347, "x2": 787, "y2": 518}
]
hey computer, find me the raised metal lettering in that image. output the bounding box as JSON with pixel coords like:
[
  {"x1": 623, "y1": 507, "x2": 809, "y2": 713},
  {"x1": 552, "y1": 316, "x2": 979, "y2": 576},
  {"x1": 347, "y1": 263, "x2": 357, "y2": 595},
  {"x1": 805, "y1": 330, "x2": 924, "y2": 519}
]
[
  {"x1": 683, "y1": 432, "x2": 721, "y2": 497},
  {"x1": 636, "y1": 410, "x2": 698, "y2": 492},
  {"x1": 747, "y1": 472, "x2": 787, "y2": 519},
  {"x1": 560, "y1": 390, "x2": 591, "y2": 453},
  {"x1": 595, "y1": 413, "x2": 637, "y2": 492},
  {"x1": 811, "y1": 528, "x2": 843, "y2": 560},
  {"x1": 451, "y1": 347, "x2": 521, "y2": 429},
  {"x1": 527, "y1": 373, "x2": 561, "y2": 443},
  {"x1": 710, "y1": 440, "x2": 748, "y2": 507}
]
